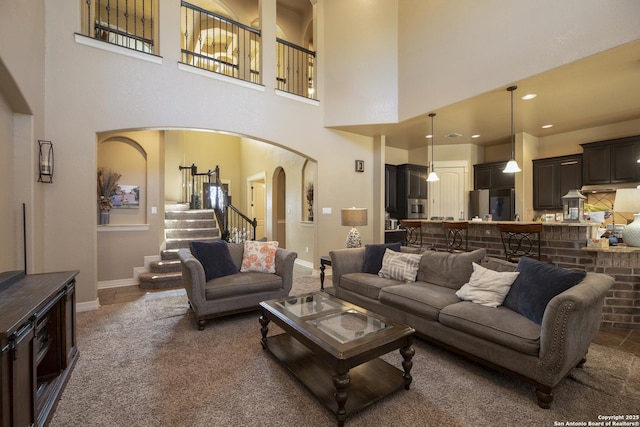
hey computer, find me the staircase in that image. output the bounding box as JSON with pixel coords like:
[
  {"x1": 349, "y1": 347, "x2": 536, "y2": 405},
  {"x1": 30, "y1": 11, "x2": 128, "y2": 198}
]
[{"x1": 138, "y1": 203, "x2": 220, "y2": 290}]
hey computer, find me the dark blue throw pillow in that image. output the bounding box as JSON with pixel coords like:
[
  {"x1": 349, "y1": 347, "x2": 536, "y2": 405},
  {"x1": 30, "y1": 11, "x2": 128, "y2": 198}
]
[
  {"x1": 362, "y1": 243, "x2": 402, "y2": 274},
  {"x1": 190, "y1": 240, "x2": 237, "y2": 282},
  {"x1": 502, "y1": 257, "x2": 586, "y2": 325}
]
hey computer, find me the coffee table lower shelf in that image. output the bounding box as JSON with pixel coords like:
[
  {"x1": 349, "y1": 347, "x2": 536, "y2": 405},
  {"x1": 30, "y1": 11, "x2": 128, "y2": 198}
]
[{"x1": 264, "y1": 333, "x2": 406, "y2": 423}]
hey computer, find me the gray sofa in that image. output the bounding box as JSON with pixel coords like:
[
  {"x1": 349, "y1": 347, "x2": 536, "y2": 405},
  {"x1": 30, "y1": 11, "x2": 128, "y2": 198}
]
[
  {"x1": 329, "y1": 246, "x2": 614, "y2": 408},
  {"x1": 178, "y1": 243, "x2": 297, "y2": 330}
]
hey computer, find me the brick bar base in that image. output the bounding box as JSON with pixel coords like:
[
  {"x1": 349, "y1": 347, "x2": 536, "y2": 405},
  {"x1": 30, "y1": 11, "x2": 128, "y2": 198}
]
[{"x1": 417, "y1": 221, "x2": 640, "y2": 330}]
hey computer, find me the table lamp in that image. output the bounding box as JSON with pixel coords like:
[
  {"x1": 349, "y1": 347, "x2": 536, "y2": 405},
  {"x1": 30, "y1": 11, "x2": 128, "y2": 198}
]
[
  {"x1": 341, "y1": 208, "x2": 367, "y2": 248},
  {"x1": 613, "y1": 188, "x2": 640, "y2": 247}
]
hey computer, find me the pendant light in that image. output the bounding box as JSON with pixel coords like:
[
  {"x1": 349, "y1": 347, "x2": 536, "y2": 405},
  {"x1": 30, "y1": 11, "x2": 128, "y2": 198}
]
[
  {"x1": 503, "y1": 85, "x2": 521, "y2": 173},
  {"x1": 426, "y1": 113, "x2": 439, "y2": 182}
]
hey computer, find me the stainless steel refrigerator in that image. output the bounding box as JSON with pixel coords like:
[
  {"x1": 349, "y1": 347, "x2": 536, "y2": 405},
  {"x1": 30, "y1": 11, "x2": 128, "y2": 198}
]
[{"x1": 469, "y1": 188, "x2": 515, "y2": 221}]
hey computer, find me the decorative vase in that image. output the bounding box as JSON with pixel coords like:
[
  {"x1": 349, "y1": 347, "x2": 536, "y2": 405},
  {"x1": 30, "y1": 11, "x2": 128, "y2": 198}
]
[{"x1": 100, "y1": 209, "x2": 110, "y2": 225}]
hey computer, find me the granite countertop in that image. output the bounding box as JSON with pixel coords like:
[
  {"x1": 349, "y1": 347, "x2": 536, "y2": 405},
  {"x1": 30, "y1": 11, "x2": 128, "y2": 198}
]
[
  {"x1": 581, "y1": 244, "x2": 640, "y2": 253},
  {"x1": 407, "y1": 219, "x2": 601, "y2": 227}
]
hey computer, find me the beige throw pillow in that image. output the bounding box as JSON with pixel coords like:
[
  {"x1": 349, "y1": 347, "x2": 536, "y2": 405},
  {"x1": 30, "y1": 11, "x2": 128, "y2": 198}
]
[
  {"x1": 240, "y1": 240, "x2": 279, "y2": 273},
  {"x1": 378, "y1": 249, "x2": 422, "y2": 283},
  {"x1": 455, "y1": 262, "x2": 520, "y2": 307}
]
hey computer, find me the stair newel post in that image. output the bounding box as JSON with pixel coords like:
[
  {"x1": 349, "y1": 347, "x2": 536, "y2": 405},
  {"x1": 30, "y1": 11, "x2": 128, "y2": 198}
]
[{"x1": 190, "y1": 164, "x2": 197, "y2": 209}]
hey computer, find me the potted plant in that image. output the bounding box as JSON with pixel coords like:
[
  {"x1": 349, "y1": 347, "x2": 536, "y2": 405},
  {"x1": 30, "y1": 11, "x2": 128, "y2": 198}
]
[{"x1": 97, "y1": 168, "x2": 121, "y2": 224}]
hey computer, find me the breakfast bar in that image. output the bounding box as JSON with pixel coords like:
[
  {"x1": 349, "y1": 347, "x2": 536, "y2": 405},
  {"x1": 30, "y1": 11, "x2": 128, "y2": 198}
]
[{"x1": 408, "y1": 219, "x2": 640, "y2": 330}]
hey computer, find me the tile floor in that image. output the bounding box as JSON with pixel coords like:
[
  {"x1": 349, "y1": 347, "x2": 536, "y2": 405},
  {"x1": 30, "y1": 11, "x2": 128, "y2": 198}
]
[{"x1": 97, "y1": 265, "x2": 640, "y2": 358}]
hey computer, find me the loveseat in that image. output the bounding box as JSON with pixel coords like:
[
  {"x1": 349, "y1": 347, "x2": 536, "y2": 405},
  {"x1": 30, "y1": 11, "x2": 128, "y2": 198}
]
[
  {"x1": 178, "y1": 240, "x2": 297, "y2": 330},
  {"x1": 329, "y1": 245, "x2": 614, "y2": 408}
]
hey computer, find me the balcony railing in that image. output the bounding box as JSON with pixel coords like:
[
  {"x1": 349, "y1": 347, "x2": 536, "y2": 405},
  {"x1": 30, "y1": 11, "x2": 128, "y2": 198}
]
[
  {"x1": 180, "y1": 1, "x2": 261, "y2": 84},
  {"x1": 83, "y1": 0, "x2": 156, "y2": 54},
  {"x1": 276, "y1": 38, "x2": 316, "y2": 99}
]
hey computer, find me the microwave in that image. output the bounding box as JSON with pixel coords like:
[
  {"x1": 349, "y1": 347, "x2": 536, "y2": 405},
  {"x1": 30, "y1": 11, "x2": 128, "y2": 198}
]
[{"x1": 407, "y1": 198, "x2": 427, "y2": 218}]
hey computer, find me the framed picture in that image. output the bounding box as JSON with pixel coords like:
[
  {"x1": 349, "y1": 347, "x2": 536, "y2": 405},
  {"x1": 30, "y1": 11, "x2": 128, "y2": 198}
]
[
  {"x1": 355, "y1": 160, "x2": 364, "y2": 172},
  {"x1": 111, "y1": 184, "x2": 140, "y2": 209}
]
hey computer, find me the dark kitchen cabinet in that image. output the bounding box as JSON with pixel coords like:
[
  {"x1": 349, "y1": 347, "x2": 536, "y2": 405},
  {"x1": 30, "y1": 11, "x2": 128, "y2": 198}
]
[
  {"x1": 473, "y1": 161, "x2": 514, "y2": 190},
  {"x1": 533, "y1": 154, "x2": 582, "y2": 210},
  {"x1": 397, "y1": 164, "x2": 427, "y2": 199},
  {"x1": 581, "y1": 136, "x2": 640, "y2": 185},
  {"x1": 385, "y1": 164, "x2": 397, "y2": 212}
]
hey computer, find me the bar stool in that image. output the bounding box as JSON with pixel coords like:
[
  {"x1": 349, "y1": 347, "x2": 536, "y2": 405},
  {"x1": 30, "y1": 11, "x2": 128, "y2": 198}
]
[
  {"x1": 400, "y1": 220, "x2": 423, "y2": 248},
  {"x1": 498, "y1": 223, "x2": 552, "y2": 263},
  {"x1": 442, "y1": 221, "x2": 469, "y2": 252}
]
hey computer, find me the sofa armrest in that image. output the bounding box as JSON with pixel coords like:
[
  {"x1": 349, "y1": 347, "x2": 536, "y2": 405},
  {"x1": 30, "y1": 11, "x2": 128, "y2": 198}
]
[
  {"x1": 537, "y1": 272, "x2": 614, "y2": 385},
  {"x1": 275, "y1": 248, "x2": 298, "y2": 295},
  {"x1": 177, "y1": 248, "x2": 207, "y2": 306},
  {"x1": 329, "y1": 248, "x2": 365, "y2": 288}
]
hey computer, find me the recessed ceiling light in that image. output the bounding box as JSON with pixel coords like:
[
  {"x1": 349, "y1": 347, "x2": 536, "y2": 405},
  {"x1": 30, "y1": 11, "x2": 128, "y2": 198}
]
[
  {"x1": 541, "y1": 124, "x2": 554, "y2": 129},
  {"x1": 446, "y1": 133, "x2": 462, "y2": 138},
  {"x1": 471, "y1": 134, "x2": 480, "y2": 139},
  {"x1": 521, "y1": 94, "x2": 537, "y2": 100}
]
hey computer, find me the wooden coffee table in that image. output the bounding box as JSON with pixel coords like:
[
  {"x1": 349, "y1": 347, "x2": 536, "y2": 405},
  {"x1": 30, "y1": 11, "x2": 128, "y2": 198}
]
[{"x1": 259, "y1": 292, "x2": 415, "y2": 426}]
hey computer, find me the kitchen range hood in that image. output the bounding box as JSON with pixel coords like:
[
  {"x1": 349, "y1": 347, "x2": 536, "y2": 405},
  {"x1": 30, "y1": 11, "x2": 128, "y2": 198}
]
[{"x1": 581, "y1": 182, "x2": 640, "y2": 193}]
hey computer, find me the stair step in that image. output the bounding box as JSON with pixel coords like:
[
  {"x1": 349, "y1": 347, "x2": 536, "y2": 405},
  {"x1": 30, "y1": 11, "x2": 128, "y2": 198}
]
[
  {"x1": 164, "y1": 203, "x2": 190, "y2": 212},
  {"x1": 165, "y1": 210, "x2": 215, "y2": 220},
  {"x1": 166, "y1": 236, "x2": 220, "y2": 250},
  {"x1": 138, "y1": 272, "x2": 183, "y2": 290},
  {"x1": 149, "y1": 259, "x2": 181, "y2": 273},
  {"x1": 161, "y1": 250, "x2": 181, "y2": 260},
  {"x1": 165, "y1": 228, "x2": 219, "y2": 240},
  {"x1": 164, "y1": 219, "x2": 217, "y2": 229}
]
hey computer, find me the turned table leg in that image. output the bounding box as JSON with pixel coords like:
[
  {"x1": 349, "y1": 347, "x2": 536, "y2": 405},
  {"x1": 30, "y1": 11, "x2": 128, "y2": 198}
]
[
  {"x1": 400, "y1": 336, "x2": 415, "y2": 390},
  {"x1": 333, "y1": 371, "x2": 350, "y2": 426},
  {"x1": 259, "y1": 313, "x2": 270, "y2": 349}
]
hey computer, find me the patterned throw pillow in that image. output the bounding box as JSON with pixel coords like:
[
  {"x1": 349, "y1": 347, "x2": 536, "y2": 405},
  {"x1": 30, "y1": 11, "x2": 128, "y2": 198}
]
[
  {"x1": 240, "y1": 240, "x2": 279, "y2": 273},
  {"x1": 378, "y1": 249, "x2": 422, "y2": 283}
]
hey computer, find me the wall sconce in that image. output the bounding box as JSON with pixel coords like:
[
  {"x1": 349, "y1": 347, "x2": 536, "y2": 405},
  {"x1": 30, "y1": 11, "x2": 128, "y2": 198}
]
[
  {"x1": 341, "y1": 207, "x2": 367, "y2": 248},
  {"x1": 38, "y1": 140, "x2": 54, "y2": 183}
]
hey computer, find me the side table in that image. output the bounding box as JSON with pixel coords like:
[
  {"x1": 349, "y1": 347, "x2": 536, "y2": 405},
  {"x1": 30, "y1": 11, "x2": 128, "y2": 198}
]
[{"x1": 319, "y1": 255, "x2": 331, "y2": 291}]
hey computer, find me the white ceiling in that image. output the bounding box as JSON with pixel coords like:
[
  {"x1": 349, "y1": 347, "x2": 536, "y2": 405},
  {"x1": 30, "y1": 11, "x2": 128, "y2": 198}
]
[{"x1": 331, "y1": 39, "x2": 640, "y2": 150}]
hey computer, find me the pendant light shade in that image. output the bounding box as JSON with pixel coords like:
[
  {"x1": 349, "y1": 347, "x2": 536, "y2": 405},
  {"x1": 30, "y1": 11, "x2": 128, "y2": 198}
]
[
  {"x1": 426, "y1": 113, "x2": 439, "y2": 182},
  {"x1": 503, "y1": 86, "x2": 521, "y2": 174}
]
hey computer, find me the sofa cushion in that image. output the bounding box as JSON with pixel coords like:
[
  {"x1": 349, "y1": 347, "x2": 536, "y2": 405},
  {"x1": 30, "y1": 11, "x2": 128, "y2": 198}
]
[
  {"x1": 455, "y1": 262, "x2": 520, "y2": 307},
  {"x1": 503, "y1": 257, "x2": 586, "y2": 325},
  {"x1": 378, "y1": 249, "x2": 422, "y2": 282},
  {"x1": 416, "y1": 248, "x2": 486, "y2": 290},
  {"x1": 205, "y1": 272, "x2": 283, "y2": 299},
  {"x1": 190, "y1": 240, "x2": 238, "y2": 281},
  {"x1": 379, "y1": 282, "x2": 461, "y2": 321},
  {"x1": 241, "y1": 240, "x2": 279, "y2": 273},
  {"x1": 339, "y1": 272, "x2": 402, "y2": 300},
  {"x1": 362, "y1": 243, "x2": 402, "y2": 274},
  {"x1": 439, "y1": 301, "x2": 541, "y2": 355}
]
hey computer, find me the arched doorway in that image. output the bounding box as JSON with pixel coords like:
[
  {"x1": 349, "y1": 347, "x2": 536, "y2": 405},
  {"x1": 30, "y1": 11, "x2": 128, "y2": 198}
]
[{"x1": 272, "y1": 167, "x2": 286, "y2": 248}]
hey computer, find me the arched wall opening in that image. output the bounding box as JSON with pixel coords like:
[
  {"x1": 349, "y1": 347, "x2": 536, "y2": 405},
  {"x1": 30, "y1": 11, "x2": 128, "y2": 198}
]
[{"x1": 95, "y1": 127, "x2": 318, "y2": 285}]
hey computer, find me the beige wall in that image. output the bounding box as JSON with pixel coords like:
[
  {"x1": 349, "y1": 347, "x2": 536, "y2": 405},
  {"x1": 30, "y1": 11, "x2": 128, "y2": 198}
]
[{"x1": 2, "y1": 0, "x2": 640, "y2": 308}]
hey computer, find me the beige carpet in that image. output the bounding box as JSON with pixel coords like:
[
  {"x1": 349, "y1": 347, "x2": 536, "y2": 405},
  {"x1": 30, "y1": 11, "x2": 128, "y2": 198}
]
[{"x1": 49, "y1": 275, "x2": 640, "y2": 427}]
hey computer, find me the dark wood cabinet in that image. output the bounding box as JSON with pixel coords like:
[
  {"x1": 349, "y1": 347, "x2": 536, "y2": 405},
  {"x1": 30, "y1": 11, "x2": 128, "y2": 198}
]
[
  {"x1": 581, "y1": 136, "x2": 640, "y2": 185},
  {"x1": 533, "y1": 155, "x2": 582, "y2": 210},
  {"x1": 473, "y1": 162, "x2": 514, "y2": 190},
  {"x1": 0, "y1": 271, "x2": 78, "y2": 427},
  {"x1": 384, "y1": 164, "x2": 397, "y2": 212},
  {"x1": 397, "y1": 164, "x2": 427, "y2": 199},
  {"x1": 391, "y1": 164, "x2": 427, "y2": 219}
]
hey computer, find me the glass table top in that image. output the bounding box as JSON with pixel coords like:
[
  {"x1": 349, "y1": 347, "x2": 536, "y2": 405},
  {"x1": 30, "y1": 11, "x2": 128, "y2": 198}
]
[
  {"x1": 307, "y1": 309, "x2": 391, "y2": 344},
  {"x1": 276, "y1": 294, "x2": 343, "y2": 317}
]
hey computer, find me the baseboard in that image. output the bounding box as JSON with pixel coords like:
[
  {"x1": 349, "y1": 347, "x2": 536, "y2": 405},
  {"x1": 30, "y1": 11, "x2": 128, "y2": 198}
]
[
  {"x1": 98, "y1": 277, "x2": 139, "y2": 289},
  {"x1": 295, "y1": 258, "x2": 313, "y2": 269},
  {"x1": 76, "y1": 298, "x2": 100, "y2": 312}
]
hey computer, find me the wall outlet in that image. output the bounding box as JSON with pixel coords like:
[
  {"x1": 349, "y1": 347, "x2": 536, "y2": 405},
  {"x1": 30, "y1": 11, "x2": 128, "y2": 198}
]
[{"x1": 305, "y1": 247, "x2": 309, "y2": 253}]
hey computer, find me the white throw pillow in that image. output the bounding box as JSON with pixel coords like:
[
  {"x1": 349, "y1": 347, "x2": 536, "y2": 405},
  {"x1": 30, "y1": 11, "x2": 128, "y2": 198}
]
[
  {"x1": 455, "y1": 262, "x2": 520, "y2": 307},
  {"x1": 378, "y1": 249, "x2": 422, "y2": 283}
]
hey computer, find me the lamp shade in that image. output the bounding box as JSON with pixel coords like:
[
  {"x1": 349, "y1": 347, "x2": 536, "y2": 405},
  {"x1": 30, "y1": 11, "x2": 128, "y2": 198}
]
[
  {"x1": 614, "y1": 188, "x2": 640, "y2": 247},
  {"x1": 341, "y1": 208, "x2": 367, "y2": 227}
]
